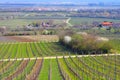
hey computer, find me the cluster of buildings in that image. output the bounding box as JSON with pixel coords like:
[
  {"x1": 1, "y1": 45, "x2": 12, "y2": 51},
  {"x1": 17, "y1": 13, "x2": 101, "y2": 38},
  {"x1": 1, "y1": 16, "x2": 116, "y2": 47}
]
[{"x1": 24, "y1": 7, "x2": 79, "y2": 12}]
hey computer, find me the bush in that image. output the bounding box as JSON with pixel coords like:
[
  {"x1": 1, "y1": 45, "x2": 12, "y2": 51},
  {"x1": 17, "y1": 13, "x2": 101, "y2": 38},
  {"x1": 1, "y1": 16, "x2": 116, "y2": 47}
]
[{"x1": 60, "y1": 33, "x2": 112, "y2": 54}]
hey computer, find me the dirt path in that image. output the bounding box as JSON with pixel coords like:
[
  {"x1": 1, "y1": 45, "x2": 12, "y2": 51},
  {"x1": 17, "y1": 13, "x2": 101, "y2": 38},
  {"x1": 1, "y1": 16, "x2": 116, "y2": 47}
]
[
  {"x1": 0, "y1": 54, "x2": 119, "y2": 62},
  {"x1": 66, "y1": 18, "x2": 72, "y2": 26}
]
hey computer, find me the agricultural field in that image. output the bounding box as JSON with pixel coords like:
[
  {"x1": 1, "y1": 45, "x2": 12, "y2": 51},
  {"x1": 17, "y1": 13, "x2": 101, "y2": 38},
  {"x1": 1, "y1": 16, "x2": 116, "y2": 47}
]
[
  {"x1": 70, "y1": 17, "x2": 120, "y2": 25},
  {"x1": 109, "y1": 39, "x2": 120, "y2": 53},
  {"x1": 0, "y1": 12, "x2": 68, "y2": 28},
  {"x1": 0, "y1": 36, "x2": 120, "y2": 80},
  {"x1": 0, "y1": 11, "x2": 120, "y2": 80},
  {"x1": 0, "y1": 35, "x2": 59, "y2": 42},
  {"x1": 1, "y1": 11, "x2": 120, "y2": 28},
  {"x1": 0, "y1": 42, "x2": 72, "y2": 59},
  {"x1": 0, "y1": 19, "x2": 66, "y2": 28},
  {"x1": 0, "y1": 54, "x2": 120, "y2": 80}
]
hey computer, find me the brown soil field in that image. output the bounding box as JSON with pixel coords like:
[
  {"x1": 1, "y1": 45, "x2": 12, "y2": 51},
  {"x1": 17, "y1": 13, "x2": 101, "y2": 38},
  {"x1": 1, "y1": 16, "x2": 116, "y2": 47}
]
[
  {"x1": 0, "y1": 35, "x2": 59, "y2": 42},
  {"x1": 0, "y1": 36, "x2": 16, "y2": 42}
]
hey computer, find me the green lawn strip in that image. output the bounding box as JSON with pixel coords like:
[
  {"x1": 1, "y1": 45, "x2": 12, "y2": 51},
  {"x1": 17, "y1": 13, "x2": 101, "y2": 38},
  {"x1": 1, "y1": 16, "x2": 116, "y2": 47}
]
[
  {"x1": 39, "y1": 42, "x2": 70, "y2": 56},
  {"x1": 0, "y1": 60, "x2": 22, "y2": 79},
  {"x1": 51, "y1": 59, "x2": 62, "y2": 80},
  {"x1": 29, "y1": 42, "x2": 39, "y2": 57},
  {"x1": 109, "y1": 40, "x2": 120, "y2": 53},
  {"x1": 46, "y1": 43, "x2": 59, "y2": 55},
  {"x1": 33, "y1": 42, "x2": 43, "y2": 56},
  {"x1": 0, "y1": 43, "x2": 7, "y2": 57},
  {"x1": 45, "y1": 43, "x2": 58, "y2": 56},
  {"x1": 16, "y1": 43, "x2": 22, "y2": 58},
  {"x1": 51, "y1": 42, "x2": 72, "y2": 56},
  {"x1": 40, "y1": 42, "x2": 50, "y2": 56},
  {"x1": 21, "y1": 43, "x2": 29, "y2": 58},
  {"x1": 26, "y1": 43, "x2": 34, "y2": 58},
  {"x1": 37, "y1": 42, "x2": 48, "y2": 56},
  {"x1": 0, "y1": 43, "x2": 12, "y2": 68},
  {"x1": 42, "y1": 42, "x2": 55, "y2": 56},
  {"x1": 10, "y1": 44, "x2": 18, "y2": 58},
  {"x1": 0, "y1": 43, "x2": 6, "y2": 53},
  {"x1": 13, "y1": 60, "x2": 35, "y2": 80},
  {"x1": 38, "y1": 59, "x2": 49, "y2": 80},
  {"x1": 3, "y1": 43, "x2": 14, "y2": 59},
  {"x1": 0, "y1": 43, "x2": 11, "y2": 59}
]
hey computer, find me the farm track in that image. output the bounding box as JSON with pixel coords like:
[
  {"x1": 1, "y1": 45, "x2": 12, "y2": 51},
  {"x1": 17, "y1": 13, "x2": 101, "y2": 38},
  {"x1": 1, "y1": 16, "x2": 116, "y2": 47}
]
[
  {"x1": 66, "y1": 18, "x2": 73, "y2": 26},
  {"x1": 0, "y1": 54, "x2": 120, "y2": 62}
]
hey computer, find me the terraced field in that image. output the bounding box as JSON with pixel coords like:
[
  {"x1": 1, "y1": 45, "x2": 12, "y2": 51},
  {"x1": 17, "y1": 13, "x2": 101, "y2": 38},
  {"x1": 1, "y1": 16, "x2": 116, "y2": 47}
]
[{"x1": 0, "y1": 42, "x2": 120, "y2": 80}]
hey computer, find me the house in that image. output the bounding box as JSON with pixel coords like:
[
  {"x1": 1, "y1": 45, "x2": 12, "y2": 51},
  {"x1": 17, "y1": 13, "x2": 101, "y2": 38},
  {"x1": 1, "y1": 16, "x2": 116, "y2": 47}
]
[{"x1": 98, "y1": 21, "x2": 113, "y2": 30}]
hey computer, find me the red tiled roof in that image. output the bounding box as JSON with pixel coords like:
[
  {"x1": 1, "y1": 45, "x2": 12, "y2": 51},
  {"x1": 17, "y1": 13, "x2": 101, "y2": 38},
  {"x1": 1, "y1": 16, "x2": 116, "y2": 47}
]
[{"x1": 102, "y1": 22, "x2": 112, "y2": 26}]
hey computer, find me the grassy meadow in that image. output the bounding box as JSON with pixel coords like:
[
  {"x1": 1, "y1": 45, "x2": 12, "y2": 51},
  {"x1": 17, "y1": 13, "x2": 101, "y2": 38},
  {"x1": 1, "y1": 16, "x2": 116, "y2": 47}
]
[{"x1": 70, "y1": 17, "x2": 120, "y2": 25}]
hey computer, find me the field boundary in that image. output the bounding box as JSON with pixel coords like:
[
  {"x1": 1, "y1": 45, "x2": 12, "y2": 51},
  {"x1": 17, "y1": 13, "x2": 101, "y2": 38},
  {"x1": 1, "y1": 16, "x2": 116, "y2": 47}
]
[{"x1": 0, "y1": 53, "x2": 119, "y2": 62}]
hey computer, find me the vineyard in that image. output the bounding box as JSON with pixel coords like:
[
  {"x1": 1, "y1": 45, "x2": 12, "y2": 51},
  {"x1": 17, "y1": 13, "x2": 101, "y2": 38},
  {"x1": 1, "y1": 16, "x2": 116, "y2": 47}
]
[
  {"x1": 0, "y1": 42, "x2": 120, "y2": 80},
  {"x1": 0, "y1": 42, "x2": 71, "y2": 59}
]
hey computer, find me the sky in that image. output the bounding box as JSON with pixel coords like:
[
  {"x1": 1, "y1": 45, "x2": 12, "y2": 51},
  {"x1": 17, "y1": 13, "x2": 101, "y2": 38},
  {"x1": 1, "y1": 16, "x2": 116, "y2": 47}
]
[{"x1": 0, "y1": 0, "x2": 117, "y2": 3}]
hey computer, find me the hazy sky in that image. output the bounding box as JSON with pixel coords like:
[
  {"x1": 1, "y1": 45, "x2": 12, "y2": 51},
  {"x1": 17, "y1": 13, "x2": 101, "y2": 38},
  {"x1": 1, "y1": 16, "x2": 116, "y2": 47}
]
[{"x1": 0, "y1": 0, "x2": 117, "y2": 3}]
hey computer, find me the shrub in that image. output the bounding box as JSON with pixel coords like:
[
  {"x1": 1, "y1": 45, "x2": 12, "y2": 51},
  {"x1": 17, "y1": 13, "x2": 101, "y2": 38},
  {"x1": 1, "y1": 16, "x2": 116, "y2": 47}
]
[{"x1": 60, "y1": 33, "x2": 112, "y2": 54}]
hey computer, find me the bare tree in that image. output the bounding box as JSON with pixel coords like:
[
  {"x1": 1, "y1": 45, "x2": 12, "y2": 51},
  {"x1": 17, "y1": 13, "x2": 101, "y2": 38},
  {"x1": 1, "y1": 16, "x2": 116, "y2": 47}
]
[{"x1": 0, "y1": 26, "x2": 6, "y2": 35}]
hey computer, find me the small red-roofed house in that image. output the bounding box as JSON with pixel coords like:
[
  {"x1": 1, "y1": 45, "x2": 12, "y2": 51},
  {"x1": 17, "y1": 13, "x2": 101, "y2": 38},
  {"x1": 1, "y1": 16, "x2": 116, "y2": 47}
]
[{"x1": 98, "y1": 21, "x2": 113, "y2": 30}]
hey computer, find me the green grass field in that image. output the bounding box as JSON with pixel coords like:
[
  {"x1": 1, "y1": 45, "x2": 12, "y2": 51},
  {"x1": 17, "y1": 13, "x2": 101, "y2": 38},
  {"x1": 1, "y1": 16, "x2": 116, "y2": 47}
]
[
  {"x1": 70, "y1": 17, "x2": 120, "y2": 25},
  {"x1": 0, "y1": 19, "x2": 66, "y2": 28},
  {"x1": 0, "y1": 11, "x2": 67, "y2": 28}
]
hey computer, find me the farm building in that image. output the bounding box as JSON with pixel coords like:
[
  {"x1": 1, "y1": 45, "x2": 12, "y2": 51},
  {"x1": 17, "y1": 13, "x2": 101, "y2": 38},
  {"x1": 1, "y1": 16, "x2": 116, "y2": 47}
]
[{"x1": 98, "y1": 21, "x2": 113, "y2": 30}]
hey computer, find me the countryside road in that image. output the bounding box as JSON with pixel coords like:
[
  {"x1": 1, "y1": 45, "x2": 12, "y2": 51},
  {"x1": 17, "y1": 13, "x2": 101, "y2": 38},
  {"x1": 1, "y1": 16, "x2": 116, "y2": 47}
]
[
  {"x1": 0, "y1": 53, "x2": 120, "y2": 62},
  {"x1": 66, "y1": 18, "x2": 72, "y2": 26}
]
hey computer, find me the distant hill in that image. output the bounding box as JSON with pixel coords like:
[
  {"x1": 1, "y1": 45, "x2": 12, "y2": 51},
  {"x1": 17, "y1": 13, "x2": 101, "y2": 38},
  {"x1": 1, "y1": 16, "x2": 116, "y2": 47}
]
[{"x1": 0, "y1": 0, "x2": 119, "y2": 3}]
